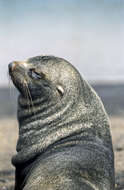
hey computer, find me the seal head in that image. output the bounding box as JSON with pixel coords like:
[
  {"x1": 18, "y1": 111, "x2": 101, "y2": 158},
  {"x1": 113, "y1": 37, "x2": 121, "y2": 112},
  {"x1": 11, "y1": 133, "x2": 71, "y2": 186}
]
[{"x1": 9, "y1": 56, "x2": 88, "y2": 160}]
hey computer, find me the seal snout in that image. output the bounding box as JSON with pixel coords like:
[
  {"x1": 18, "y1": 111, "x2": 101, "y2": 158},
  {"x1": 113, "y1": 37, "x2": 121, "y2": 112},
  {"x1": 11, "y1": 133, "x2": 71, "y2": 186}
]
[
  {"x1": 8, "y1": 62, "x2": 16, "y2": 73},
  {"x1": 8, "y1": 61, "x2": 28, "y2": 74}
]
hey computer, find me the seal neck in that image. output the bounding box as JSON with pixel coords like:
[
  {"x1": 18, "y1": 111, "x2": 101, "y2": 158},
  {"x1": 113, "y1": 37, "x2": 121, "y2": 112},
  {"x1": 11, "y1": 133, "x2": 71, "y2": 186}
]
[{"x1": 12, "y1": 92, "x2": 86, "y2": 166}]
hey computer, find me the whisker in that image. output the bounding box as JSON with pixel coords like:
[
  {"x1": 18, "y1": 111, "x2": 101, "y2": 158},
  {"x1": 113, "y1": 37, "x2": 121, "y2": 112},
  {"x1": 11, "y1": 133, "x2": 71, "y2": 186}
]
[
  {"x1": 24, "y1": 81, "x2": 33, "y2": 105},
  {"x1": 8, "y1": 72, "x2": 15, "y2": 99},
  {"x1": 23, "y1": 81, "x2": 31, "y2": 111},
  {"x1": 24, "y1": 80, "x2": 36, "y2": 119}
]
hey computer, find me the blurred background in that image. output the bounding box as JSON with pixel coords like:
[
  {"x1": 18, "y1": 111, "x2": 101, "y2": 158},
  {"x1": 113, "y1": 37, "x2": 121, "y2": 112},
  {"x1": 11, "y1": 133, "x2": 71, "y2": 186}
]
[{"x1": 0, "y1": 0, "x2": 124, "y2": 189}]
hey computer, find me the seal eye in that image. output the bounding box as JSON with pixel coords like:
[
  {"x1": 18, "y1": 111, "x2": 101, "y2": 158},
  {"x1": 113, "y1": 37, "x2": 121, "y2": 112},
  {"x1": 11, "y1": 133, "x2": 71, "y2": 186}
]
[{"x1": 29, "y1": 69, "x2": 45, "y2": 80}]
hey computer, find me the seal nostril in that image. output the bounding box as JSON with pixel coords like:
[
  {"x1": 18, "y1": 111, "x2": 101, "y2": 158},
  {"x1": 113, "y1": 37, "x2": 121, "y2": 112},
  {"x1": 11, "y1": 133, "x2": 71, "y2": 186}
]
[{"x1": 8, "y1": 62, "x2": 16, "y2": 72}]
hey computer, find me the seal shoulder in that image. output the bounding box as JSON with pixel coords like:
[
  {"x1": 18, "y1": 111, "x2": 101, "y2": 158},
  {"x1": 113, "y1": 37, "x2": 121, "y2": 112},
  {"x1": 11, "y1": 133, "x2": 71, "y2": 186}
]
[{"x1": 23, "y1": 144, "x2": 112, "y2": 190}]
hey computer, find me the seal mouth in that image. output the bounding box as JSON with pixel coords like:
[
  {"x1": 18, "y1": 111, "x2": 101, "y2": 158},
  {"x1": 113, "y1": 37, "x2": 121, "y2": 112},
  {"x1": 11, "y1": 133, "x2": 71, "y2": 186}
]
[
  {"x1": 8, "y1": 61, "x2": 29, "y2": 91},
  {"x1": 9, "y1": 61, "x2": 28, "y2": 78}
]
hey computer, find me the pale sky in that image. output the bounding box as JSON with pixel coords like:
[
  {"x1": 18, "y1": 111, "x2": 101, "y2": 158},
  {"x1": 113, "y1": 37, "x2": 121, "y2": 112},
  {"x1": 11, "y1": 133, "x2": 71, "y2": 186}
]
[{"x1": 0, "y1": 0, "x2": 124, "y2": 85}]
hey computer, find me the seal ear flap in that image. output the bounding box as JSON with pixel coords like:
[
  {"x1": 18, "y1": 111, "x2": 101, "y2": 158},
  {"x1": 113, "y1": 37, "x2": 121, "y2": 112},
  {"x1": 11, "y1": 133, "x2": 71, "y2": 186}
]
[{"x1": 56, "y1": 85, "x2": 64, "y2": 97}]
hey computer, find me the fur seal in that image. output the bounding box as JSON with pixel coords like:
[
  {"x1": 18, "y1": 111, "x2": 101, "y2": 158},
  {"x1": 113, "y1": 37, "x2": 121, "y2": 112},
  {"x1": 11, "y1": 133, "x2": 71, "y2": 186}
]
[{"x1": 9, "y1": 56, "x2": 115, "y2": 190}]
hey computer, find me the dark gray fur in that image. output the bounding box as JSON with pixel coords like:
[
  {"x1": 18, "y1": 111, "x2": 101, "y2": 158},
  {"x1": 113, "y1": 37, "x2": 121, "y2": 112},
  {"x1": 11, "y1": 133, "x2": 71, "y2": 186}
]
[{"x1": 9, "y1": 56, "x2": 115, "y2": 190}]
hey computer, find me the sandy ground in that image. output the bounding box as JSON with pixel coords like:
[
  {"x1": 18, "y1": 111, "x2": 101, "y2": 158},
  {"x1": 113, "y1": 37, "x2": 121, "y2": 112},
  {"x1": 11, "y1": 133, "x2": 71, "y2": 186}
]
[{"x1": 0, "y1": 117, "x2": 124, "y2": 190}]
